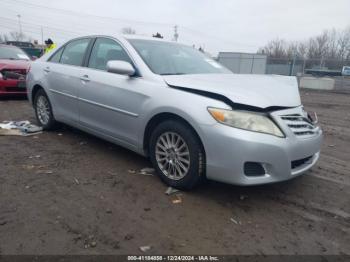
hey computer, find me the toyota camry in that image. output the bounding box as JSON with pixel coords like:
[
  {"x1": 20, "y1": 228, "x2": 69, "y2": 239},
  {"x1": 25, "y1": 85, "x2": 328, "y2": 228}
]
[{"x1": 27, "y1": 35, "x2": 323, "y2": 189}]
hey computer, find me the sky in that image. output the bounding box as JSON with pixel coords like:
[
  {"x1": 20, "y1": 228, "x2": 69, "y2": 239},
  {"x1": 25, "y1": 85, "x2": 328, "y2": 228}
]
[{"x1": 0, "y1": 0, "x2": 349, "y2": 55}]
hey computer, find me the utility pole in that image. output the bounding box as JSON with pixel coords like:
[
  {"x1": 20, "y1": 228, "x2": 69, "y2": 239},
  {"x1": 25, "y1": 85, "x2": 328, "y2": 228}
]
[
  {"x1": 173, "y1": 25, "x2": 179, "y2": 42},
  {"x1": 290, "y1": 48, "x2": 297, "y2": 76},
  {"x1": 17, "y1": 14, "x2": 22, "y2": 36},
  {"x1": 41, "y1": 26, "x2": 44, "y2": 45}
]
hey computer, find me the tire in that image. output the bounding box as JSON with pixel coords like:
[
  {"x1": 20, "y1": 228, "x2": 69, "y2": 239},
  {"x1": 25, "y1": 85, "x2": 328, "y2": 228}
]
[
  {"x1": 149, "y1": 120, "x2": 205, "y2": 190},
  {"x1": 34, "y1": 89, "x2": 57, "y2": 130}
]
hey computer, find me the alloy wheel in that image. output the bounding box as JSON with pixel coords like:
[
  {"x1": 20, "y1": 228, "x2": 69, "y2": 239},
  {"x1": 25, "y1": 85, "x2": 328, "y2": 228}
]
[
  {"x1": 155, "y1": 132, "x2": 191, "y2": 180},
  {"x1": 36, "y1": 95, "x2": 51, "y2": 125}
]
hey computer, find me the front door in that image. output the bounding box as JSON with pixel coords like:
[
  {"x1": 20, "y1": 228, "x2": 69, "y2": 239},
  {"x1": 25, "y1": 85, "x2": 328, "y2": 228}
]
[{"x1": 77, "y1": 37, "x2": 147, "y2": 147}]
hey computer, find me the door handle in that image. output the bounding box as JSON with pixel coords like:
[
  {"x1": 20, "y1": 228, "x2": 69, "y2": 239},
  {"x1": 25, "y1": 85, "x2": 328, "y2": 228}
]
[
  {"x1": 43, "y1": 67, "x2": 50, "y2": 73},
  {"x1": 80, "y1": 75, "x2": 90, "y2": 82}
]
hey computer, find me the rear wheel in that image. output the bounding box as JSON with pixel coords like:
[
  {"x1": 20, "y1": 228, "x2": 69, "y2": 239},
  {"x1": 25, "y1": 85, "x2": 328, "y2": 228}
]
[
  {"x1": 149, "y1": 120, "x2": 205, "y2": 190},
  {"x1": 34, "y1": 89, "x2": 57, "y2": 130}
]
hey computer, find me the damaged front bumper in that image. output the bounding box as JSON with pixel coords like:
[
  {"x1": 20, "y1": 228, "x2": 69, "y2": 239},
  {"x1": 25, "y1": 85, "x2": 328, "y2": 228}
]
[{"x1": 200, "y1": 106, "x2": 323, "y2": 185}]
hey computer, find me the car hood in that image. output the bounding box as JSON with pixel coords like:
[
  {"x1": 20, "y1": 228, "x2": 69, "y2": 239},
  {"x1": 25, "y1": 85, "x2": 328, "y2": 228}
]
[
  {"x1": 163, "y1": 73, "x2": 301, "y2": 109},
  {"x1": 0, "y1": 59, "x2": 30, "y2": 71}
]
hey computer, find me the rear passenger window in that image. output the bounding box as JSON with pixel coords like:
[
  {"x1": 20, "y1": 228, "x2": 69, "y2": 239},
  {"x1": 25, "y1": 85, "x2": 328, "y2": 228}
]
[
  {"x1": 88, "y1": 38, "x2": 132, "y2": 71},
  {"x1": 49, "y1": 47, "x2": 64, "y2": 63},
  {"x1": 60, "y1": 38, "x2": 90, "y2": 66}
]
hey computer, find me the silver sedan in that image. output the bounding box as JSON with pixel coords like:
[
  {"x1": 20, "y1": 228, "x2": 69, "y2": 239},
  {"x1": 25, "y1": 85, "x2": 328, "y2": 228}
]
[{"x1": 27, "y1": 35, "x2": 323, "y2": 189}]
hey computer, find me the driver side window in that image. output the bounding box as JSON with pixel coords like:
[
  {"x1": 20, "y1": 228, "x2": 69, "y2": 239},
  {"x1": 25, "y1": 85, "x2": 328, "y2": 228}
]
[{"x1": 88, "y1": 38, "x2": 132, "y2": 71}]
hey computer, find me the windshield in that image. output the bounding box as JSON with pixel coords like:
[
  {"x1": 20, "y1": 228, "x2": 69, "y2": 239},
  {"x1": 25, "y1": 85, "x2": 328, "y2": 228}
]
[
  {"x1": 128, "y1": 39, "x2": 231, "y2": 75},
  {"x1": 0, "y1": 45, "x2": 30, "y2": 60}
]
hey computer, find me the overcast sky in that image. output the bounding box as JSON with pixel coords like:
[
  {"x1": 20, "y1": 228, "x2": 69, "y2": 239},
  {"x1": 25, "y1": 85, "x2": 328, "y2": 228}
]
[{"x1": 0, "y1": 0, "x2": 349, "y2": 54}]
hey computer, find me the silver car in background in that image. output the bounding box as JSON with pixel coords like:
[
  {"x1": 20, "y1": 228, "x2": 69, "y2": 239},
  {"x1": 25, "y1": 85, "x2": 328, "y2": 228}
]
[{"x1": 27, "y1": 35, "x2": 323, "y2": 189}]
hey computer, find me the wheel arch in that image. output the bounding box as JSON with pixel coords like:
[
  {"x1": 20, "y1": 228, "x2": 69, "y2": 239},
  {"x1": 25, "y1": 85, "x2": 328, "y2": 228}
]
[
  {"x1": 31, "y1": 84, "x2": 45, "y2": 104},
  {"x1": 143, "y1": 112, "x2": 206, "y2": 162}
]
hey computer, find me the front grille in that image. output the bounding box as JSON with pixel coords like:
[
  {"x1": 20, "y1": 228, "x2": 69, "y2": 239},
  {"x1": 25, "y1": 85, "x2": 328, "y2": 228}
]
[
  {"x1": 291, "y1": 156, "x2": 313, "y2": 169},
  {"x1": 281, "y1": 114, "x2": 318, "y2": 137}
]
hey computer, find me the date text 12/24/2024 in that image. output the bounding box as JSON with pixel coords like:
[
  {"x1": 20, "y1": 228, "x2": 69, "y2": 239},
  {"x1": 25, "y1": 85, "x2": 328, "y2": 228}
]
[{"x1": 127, "y1": 256, "x2": 219, "y2": 261}]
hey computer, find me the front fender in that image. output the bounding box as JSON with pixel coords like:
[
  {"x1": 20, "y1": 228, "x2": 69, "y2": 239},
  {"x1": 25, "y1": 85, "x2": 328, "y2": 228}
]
[{"x1": 136, "y1": 87, "x2": 230, "y2": 153}]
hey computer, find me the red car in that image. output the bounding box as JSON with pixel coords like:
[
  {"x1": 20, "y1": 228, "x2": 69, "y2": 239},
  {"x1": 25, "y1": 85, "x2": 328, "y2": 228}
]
[{"x1": 0, "y1": 44, "x2": 31, "y2": 97}]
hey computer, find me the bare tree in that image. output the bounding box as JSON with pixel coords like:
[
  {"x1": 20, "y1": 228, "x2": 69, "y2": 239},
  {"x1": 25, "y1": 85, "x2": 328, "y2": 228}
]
[
  {"x1": 258, "y1": 38, "x2": 287, "y2": 58},
  {"x1": 122, "y1": 27, "x2": 136, "y2": 35},
  {"x1": 286, "y1": 41, "x2": 299, "y2": 58},
  {"x1": 9, "y1": 31, "x2": 26, "y2": 41},
  {"x1": 0, "y1": 33, "x2": 9, "y2": 43},
  {"x1": 258, "y1": 26, "x2": 350, "y2": 61},
  {"x1": 307, "y1": 31, "x2": 330, "y2": 59},
  {"x1": 325, "y1": 29, "x2": 338, "y2": 59},
  {"x1": 337, "y1": 27, "x2": 350, "y2": 60},
  {"x1": 297, "y1": 42, "x2": 308, "y2": 59}
]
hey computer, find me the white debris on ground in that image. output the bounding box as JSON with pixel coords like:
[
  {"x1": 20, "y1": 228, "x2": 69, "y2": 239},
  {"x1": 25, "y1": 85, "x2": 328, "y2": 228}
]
[
  {"x1": 230, "y1": 217, "x2": 242, "y2": 225},
  {"x1": 139, "y1": 167, "x2": 155, "y2": 176},
  {"x1": 128, "y1": 167, "x2": 155, "y2": 176},
  {"x1": 139, "y1": 246, "x2": 152, "y2": 252},
  {"x1": 165, "y1": 187, "x2": 180, "y2": 195},
  {"x1": 0, "y1": 121, "x2": 42, "y2": 136},
  {"x1": 171, "y1": 194, "x2": 183, "y2": 204},
  {"x1": 165, "y1": 187, "x2": 183, "y2": 204}
]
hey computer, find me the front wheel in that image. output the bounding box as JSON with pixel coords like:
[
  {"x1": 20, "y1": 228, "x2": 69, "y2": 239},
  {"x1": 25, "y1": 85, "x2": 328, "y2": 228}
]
[
  {"x1": 34, "y1": 89, "x2": 57, "y2": 130},
  {"x1": 149, "y1": 120, "x2": 205, "y2": 190}
]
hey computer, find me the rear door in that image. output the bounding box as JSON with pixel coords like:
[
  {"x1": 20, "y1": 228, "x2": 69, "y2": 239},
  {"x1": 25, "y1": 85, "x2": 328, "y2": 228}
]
[
  {"x1": 77, "y1": 37, "x2": 148, "y2": 147},
  {"x1": 45, "y1": 38, "x2": 92, "y2": 124}
]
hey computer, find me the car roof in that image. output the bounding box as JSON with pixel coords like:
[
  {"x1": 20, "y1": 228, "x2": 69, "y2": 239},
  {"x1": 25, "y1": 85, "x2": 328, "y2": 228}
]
[
  {"x1": 123, "y1": 34, "x2": 175, "y2": 43},
  {"x1": 5, "y1": 41, "x2": 34, "y2": 47},
  {"x1": 66, "y1": 34, "x2": 178, "y2": 45},
  {"x1": 0, "y1": 43, "x2": 22, "y2": 49}
]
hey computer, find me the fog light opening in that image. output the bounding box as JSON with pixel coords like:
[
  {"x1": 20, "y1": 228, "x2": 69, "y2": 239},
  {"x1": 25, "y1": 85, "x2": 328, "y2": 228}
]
[{"x1": 244, "y1": 162, "x2": 266, "y2": 177}]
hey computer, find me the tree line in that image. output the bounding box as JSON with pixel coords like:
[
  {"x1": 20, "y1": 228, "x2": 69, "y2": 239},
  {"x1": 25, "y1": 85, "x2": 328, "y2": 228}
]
[
  {"x1": 258, "y1": 26, "x2": 350, "y2": 60},
  {"x1": 0, "y1": 31, "x2": 32, "y2": 43}
]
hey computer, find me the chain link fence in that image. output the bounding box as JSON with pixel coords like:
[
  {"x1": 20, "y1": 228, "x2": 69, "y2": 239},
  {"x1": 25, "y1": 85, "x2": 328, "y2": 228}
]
[
  {"x1": 266, "y1": 57, "x2": 350, "y2": 92},
  {"x1": 266, "y1": 57, "x2": 350, "y2": 76}
]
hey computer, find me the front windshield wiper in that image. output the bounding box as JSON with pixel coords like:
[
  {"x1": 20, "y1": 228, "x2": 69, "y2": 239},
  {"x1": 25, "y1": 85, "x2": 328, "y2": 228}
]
[{"x1": 159, "y1": 73, "x2": 185, "y2": 75}]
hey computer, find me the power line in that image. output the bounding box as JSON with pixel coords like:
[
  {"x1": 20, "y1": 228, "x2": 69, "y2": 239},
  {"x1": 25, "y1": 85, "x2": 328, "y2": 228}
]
[
  {"x1": 0, "y1": 17, "x2": 79, "y2": 43},
  {"x1": 0, "y1": 0, "x2": 174, "y2": 27},
  {"x1": 0, "y1": 4, "x2": 142, "y2": 34},
  {"x1": 0, "y1": 24, "x2": 42, "y2": 36},
  {"x1": 0, "y1": 0, "x2": 260, "y2": 48},
  {"x1": 0, "y1": 17, "x2": 82, "y2": 36}
]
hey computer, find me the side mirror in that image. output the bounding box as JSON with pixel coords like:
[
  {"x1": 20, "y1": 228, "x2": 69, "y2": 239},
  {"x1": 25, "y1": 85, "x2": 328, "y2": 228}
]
[{"x1": 106, "y1": 60, "x2": 135, "y2": 76}]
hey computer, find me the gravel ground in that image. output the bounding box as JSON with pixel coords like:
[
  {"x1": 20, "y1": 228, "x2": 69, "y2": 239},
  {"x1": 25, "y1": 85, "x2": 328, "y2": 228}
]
[{"x1": 0, "y1": 89, "x2": 349, "y2": 255}]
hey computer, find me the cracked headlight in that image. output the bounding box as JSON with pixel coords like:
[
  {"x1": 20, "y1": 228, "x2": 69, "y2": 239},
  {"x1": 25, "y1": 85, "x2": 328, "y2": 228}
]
[{"x1": 208, "y1": 107, "x2": 284, "y2": 137}]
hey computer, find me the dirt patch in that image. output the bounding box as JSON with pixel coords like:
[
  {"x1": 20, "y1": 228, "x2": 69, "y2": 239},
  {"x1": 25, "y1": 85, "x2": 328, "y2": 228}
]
[{"x1": 0, "y1": 91, "x2": 349, "y2": 255}]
